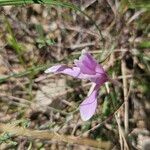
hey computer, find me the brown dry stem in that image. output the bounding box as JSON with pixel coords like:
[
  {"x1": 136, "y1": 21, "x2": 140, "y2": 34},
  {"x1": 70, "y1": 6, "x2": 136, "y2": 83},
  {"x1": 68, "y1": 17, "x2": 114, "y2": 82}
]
[
  {"x1": 0, "y1": 122, "x2": 113, "y2": 149},
  {"x1": 121, "y1": 53, "x2": 129, "y2": 135}
]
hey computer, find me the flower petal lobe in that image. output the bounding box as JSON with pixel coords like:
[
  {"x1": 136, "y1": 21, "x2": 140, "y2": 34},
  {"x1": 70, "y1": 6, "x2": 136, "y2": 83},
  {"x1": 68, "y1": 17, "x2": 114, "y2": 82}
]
[
  {"x1": 79, "y1": 86, "x2": 98, "y2": 121},
  {"x1": 45, "y1": 65, "x2": 81, "y2": 78}
]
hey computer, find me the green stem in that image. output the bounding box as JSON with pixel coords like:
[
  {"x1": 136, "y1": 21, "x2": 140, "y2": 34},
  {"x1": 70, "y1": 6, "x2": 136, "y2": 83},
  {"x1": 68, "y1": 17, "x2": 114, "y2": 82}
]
[{"x1": 0, "y1": 64, "x2": 48, "y2": 83}]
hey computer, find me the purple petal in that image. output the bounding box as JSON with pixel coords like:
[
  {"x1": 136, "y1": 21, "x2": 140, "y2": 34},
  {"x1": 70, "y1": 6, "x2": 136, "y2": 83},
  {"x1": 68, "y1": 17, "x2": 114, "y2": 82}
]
[
  {"x1": 78, "y1": 72, "x2": 108, "y2": 85},
  {"x1": 96, "y1": 64, "x2": 107, "y2": 75},
  {"x1": 74, "y1": 51, "x2": 108, "y2": 84},
  {"x1": 45, "y1": 65, "x2": 65, "y2": 73},
  {"x1": 90, "y1": 73, "x2": 108, "y2": 85},
  {"x1": 74, "y1": 51, "x2": 98, "y2": 75},
  {"x1": 45, "y1": 65, "x2": 81, "y2": 78},
  {"x1": 79, "y1": 85, "x2": 99, "y2": 121}
]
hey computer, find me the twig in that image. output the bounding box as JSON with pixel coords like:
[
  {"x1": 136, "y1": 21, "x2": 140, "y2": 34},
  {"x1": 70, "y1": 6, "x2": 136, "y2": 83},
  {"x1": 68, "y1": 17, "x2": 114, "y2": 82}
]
[
  {"x1": 105, "y1": 83, "x2": 129, "y2": 150},
  {"x1": 117, "y1": 112, "x2": 124, "y2": 150},
  {"x1": 81, "y1": 0, "x2": 96, "y2": 10},
  {"x1": 121, "y1": 52, "x2": 129, "y2": 135},
  {"x1": 72, "y1": 48, "x2": 150, "y2": 55},
  {"x1": 66, "y1": 42, "x2": 95, "y2": 50},
  {"x1": 0, "y1": 123, "x2": 113, "y2": 149},
  {"x1": 106, "y1": 0, "x2": 117, "y2": 16},
  {"x1": 60, "y1": 24, "x2": 99, "y2": 37},
  {"x1": 115, "y1": 113, "x2": 129, "y2": 150},
  {"x1": 71, "y1": 48, "x2": 137, "y2": 55},
  {"x1": 127, "y1": 9, "x2": 145, "y2": 24}
]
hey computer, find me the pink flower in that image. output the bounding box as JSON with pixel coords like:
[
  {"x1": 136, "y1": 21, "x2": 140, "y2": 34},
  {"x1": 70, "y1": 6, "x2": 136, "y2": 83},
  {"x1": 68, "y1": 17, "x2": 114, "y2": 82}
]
[{"x1": 45, "y1": 51, "x2": 108, "y2": 121}]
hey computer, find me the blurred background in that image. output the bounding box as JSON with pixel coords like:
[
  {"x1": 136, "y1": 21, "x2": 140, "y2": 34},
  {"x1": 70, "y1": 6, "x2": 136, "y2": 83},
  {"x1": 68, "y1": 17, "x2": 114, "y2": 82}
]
[{"x1": 0, "y1": 0, "x2": 149, "y2": 149}]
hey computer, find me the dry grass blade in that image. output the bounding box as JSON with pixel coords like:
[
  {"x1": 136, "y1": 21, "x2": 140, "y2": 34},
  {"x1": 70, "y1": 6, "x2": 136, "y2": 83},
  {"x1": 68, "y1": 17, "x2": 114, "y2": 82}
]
[
  {"x1": 0, "y1": 123, "x2": 113, "y2": 149},
  {"x1": 121, "y1": 53, "x2": 129, "y2": 135},
  {"x1": 115, "y1": 113, "x2": 130, "y2": 150}
]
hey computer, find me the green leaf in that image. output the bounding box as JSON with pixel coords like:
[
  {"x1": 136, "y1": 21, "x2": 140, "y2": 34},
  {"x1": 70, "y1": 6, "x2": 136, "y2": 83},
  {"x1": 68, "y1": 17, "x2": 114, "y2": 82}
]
[
  {"x1": 102, "y1": 97, "x2": 111, "y2": 117},
  {"x1": 138, "y1": 41, "x2": 150, "y2": 49},
  {"x1": 46, "y1": 39, "x2": 55, "y2": 45}
]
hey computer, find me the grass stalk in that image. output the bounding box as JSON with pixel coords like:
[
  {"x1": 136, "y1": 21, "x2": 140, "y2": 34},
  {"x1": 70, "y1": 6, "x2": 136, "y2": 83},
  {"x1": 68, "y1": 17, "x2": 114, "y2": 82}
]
[
  {"x1": 0, "y1": 122, "x2": 113, "y2": 149},
  {"x1": 121, "y1": 55, "x2": 129, "y2": 135}
]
